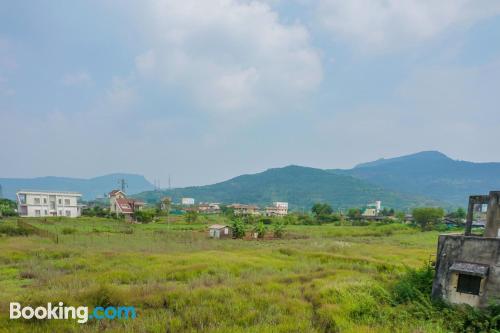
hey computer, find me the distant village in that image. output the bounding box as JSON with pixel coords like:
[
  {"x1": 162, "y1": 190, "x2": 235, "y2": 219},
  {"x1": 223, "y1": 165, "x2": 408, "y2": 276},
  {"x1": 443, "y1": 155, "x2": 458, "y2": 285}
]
[{"x1": 8, "y1": 188, "x2": 413, "y2": 221}]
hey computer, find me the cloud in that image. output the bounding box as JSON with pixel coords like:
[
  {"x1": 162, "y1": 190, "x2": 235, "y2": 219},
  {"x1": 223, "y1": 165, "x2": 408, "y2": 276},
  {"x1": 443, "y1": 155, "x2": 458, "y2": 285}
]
[
  {"x1": 136, "y1": 0, "x2": 322, "y2": 118},
  {"x1": 61, "y1": 70, "x2": 92, "y2": 86},
  {"x1": 316, "y1": 57, "x2": 500, "y2": 164},
  {"x1": 317, "y1": 0, "x2": 500, "y2": 52}
]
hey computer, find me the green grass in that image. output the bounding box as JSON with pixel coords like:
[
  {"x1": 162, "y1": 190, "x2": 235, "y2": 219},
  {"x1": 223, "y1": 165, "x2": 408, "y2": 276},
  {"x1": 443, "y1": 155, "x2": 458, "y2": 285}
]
[{"x1": 0, "y1": 217, "x2": 448, "y2": 332}]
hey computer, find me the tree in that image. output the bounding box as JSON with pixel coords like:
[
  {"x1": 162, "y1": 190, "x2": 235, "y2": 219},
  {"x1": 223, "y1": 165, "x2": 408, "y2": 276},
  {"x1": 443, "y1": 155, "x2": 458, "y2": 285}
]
[
  {"x1": 254, "y1": 222, "x2": 267, "y2": 239},
  {"x1": 133, "y1": 209, "x2": 156, "y2": 223},
  {"x1": 231, "y1": 218, "x2": 245, "y2": 239},
  {"x1": 455, "y1": 207, "x2": 466, "y2": 220},
  {"x1": 412, "y1": 207, "x2": 445, "y2": 231},
  {"x1": 184, "y1": 210, "x2": 199, "y2": 223},
  {"x1": 311, "y1": 203, "x2": 333, "y2": 216},
  {"x1": 273, "y1": 220, "x2": 286, "y2": 238},
  {"x1": 0, "y1": 198, "x2": 17, "y2": 217},
  {"x1": 347, "y1": 208, "x2": 362, "y2": 220}
]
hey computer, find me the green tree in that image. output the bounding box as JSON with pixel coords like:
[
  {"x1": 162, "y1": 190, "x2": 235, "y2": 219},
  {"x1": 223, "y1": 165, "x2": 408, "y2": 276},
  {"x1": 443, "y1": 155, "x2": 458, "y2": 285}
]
[
  {"x1": 133, "y1": 209, "x2": 156, "y2": 223},
  {"x1": 0, "y1": 198, "x2": 17, "y2": 217},
  {"x1": 412, "y1": 207, "x2": 445, "y2": 231},
  {"x1": 455, "y1": 207, "x2": 466, "y2": 219},
  {"x1": 231, "y1": 219, "x2": 245, "y2": 239},
  {"x1": 184, "y1": 210, "x2": 199, "y2": 223},
  {"x1": 272, "y1": 220, "x2": 286, "y2": 238},
  {"x1": 347, "y1": 208, "x2": 362, "y2": 220},
  {"x1": 311, "y1": 203, "x2": 333, "y2": 216},
  {"x1": 254, "y1": 222, "x2": 267, "y2": 239}
]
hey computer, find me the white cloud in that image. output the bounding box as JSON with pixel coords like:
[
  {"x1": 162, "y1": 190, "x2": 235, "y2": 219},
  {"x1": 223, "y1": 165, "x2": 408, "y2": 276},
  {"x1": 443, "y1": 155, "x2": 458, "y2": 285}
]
[
  {"x1": 136, "y1": 0, "x2": 322, "y2": 117},
  {"x1": 317, "y1": 0, "x2": 500, "y2": 52},
  {"x1": 61, "y1": 70, "x2": 92, "y2": 86}
]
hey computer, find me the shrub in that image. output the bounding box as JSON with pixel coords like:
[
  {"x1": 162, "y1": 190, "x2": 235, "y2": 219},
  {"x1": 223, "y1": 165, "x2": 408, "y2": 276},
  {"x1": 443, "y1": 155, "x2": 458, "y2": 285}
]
[
  {"x1": 0, "y1": 225, "x2": 32, "y2": 236},
  {"x1": 253, "y1": 222, "x2": 267, "y2": 239},
  {"x1": 61, "y1": 227, "x2": 77, "y2": 235},
  {"x1": 392, "y1": 264, "x2": 434, "y2": 304},
  {"x1": 184, "y1": 210, "x2": 199, "y2": 224},
  {"x1": 134, "y1": 209, "x2": 156, "y2": 223},
  {"x1": 231, "y1": 219, "x2": 245, "y2": 239},
  {"x1": 273, "y1": 220, "x2": 285, "y2": 238}
]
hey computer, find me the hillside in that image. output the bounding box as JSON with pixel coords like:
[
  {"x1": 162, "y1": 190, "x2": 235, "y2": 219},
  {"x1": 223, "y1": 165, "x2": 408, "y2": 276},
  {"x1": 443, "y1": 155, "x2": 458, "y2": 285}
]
[
  {"x1": 0, "y1": 174, "x2": 154, "y2": 200},
  {"x1": 330, "y1": 151, "x2": 500, "y2": 206},
  {"x1": 134, "y1": 165, "x2": 437, "y2": 210}
]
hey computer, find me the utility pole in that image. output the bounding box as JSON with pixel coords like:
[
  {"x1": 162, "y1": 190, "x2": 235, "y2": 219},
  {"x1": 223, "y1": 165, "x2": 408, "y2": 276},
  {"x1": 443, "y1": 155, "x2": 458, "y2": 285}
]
[{"x1": 118, "y1": 178, "x2": 128, "y2": 193}]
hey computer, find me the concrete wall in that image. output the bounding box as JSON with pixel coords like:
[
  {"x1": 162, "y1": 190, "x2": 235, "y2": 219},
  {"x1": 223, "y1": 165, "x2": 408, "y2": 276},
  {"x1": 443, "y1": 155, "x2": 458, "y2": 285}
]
[{"x1": 432, "y1": 234, "x2": 500, "y2": 307}]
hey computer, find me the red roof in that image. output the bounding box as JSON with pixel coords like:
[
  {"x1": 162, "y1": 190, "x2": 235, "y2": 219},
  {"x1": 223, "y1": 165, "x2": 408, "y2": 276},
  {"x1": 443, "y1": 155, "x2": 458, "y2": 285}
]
[{"x1": 115, "y1": 198, "x2": 134, "y2": 213}]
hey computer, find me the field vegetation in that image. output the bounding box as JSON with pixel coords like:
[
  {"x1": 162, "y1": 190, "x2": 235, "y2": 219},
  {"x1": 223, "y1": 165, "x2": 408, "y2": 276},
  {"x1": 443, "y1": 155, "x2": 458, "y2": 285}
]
[{"x1": 0, "y1": 214, "x2": 493, "y2": 332}]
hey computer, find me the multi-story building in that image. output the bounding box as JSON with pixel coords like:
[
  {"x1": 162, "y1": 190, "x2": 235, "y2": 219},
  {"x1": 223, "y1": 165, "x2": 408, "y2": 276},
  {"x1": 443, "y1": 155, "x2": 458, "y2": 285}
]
[
  {"x1": 265, "y1": 202, "x2": 288, "y2": 216},
  {"x1": 228, "y1": 203, "x2": 260, "y2": 216},
  {"x1": 16, "y1": 190, "x2": 82, "y2": 218}
]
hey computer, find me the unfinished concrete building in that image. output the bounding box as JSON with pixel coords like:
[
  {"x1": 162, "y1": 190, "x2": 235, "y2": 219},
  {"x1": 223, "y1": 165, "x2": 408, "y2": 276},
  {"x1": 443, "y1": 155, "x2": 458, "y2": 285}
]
[{"x1": 432, "y1": 191, "x2": 500, "y2": 307}]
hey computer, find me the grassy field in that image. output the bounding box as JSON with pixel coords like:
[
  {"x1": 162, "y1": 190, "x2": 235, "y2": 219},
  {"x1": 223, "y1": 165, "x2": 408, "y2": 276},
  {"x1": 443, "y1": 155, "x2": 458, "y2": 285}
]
[{"x1": 0, "y1": 216, "x2": 450, "y2": 332}]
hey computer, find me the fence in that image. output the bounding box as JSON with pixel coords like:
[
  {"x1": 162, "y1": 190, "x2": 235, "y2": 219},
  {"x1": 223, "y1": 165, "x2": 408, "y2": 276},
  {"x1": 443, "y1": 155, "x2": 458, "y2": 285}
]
[{"x1": 17, "y1": 219, "x2": 59, "y2": 243}]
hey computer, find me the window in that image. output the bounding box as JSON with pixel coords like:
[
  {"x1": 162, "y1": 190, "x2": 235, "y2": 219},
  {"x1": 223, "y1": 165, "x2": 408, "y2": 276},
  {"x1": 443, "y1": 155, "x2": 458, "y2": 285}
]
[
  {"x1": 43, "y1": 198, "x2": 47, "y2": 204},
  {"x1": 44, "y1": 210, "x2": 48, "y2": 215},
  {"x1": 58, "y1": 199, "x2": 62, "y2": 205},
  {"x1": 58, "y1": 210, "x2": 63, "y2": 216},
  {"x1": 457, "y1": 274, "x2": 482, "y2": 295},
  {"x1": 35, "y1": 210, "x2": 41, "y2": 217},
  {"x1": 65, "y1": 210, "x2": 71, "y2": 217},
  {"x1": 224, "y1": 228, "x2": 229, "y2": 235},
  {"x1": 65, "y1": 199, "x2": 70, "y2": 205},
  {"x1": 34, "y1": 198, "x2": 41, "y2": 204}
]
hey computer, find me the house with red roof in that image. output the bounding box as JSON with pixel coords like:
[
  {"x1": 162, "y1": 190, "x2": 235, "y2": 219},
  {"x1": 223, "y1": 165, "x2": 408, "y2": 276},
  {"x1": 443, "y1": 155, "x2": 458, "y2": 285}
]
[{"x1": 109, "y1": 190, "x2": 145, "y2": 221}]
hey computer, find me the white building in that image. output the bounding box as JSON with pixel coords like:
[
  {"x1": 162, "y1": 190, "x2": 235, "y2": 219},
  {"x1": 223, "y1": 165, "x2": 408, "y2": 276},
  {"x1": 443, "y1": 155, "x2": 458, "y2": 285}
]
[
  {"x1": 181, "y1": 197, "x2": 195, "y2": 205},
  {"x1": 265, "y1": 202, "x2": 288, "y2": 217},
  {"x1": 16, "y1": 190, "x2": 83, "y2": 218}
]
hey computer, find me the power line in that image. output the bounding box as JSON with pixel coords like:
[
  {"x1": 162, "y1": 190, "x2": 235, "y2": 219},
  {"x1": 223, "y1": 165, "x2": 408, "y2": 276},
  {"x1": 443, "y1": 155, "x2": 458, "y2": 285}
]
[{"x1": 118, "y1": 178, "x2": 128, "y2": 193}]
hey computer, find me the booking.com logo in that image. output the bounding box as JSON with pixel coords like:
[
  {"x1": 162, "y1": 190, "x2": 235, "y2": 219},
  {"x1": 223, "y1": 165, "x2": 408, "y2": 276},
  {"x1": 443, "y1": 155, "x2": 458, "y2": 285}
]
[{"x1": 10, "y1": 302, "x2": 136, "y2": 324}]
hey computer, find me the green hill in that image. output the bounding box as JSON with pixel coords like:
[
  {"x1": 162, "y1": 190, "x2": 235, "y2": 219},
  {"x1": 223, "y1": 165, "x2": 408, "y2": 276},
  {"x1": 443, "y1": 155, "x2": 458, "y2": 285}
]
[
  {"x1": 329, "y1": 151, "x2": 500, "y2": 207},
  {"x1": 134, "y1": 165, "x2": 438, "y2": 210}
]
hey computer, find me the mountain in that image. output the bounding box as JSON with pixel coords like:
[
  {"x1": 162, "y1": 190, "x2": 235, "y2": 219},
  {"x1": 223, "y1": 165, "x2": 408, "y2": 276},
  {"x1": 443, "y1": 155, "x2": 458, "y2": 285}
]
[
  {"x1": 329, "y1": 151, "x2": 500, "y2": 207},
  {"x1": 0, "y1": 173, "x2": 154, "y2": 200},
  {"x1": 134, "y1": 165, "x2": 437, "y2": 210}
]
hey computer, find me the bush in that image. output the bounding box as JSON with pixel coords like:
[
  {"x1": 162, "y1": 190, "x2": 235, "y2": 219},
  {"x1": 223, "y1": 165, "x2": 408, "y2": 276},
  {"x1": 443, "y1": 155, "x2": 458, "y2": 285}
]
[
  {"x1": 61, "y1": 227, "x2": 77, "y2": 235},
  {"x1": 392, "y1": 264, "x2": 434, "y2": 304},
  {"x1": 231, "y1": 219, "x2": 245, "y2": 239},
  {"x1": 253, "y1": 222, "x2": 267, "y2": 239},
  {"x1": 134, "y1": 209, "x2": 156, "y2": 223},
  {"x1": 0, "y1": 225, "x2": 32, "y2": 236},
  {"x1": 184, "y1": 210, "x2": 199, "y2": 223},
  {"x1": 272, "y1": 220, "x2": 286, "y2": 238}
]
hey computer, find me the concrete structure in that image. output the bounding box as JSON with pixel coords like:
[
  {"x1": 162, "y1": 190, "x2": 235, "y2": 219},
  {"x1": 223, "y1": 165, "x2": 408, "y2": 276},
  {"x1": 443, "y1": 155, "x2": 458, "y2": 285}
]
[
  {"x1": 362, "y1": 208, "x2": 378, "y2": 218},
  {"x1": 208, "y1": 224, "x2": 232, "y2": 239},
  {"x1": 228, "y1": 204, "x2": 260, "y2": 216},
  {"x1": 198, "y1": 203, "x2": 220, "y2": 214},
  {"x1": 16, "y1": 190, "x2": 82, "y2": 217},
  {"x1": 181, "y1": 198, "x2": 195, "y2": 205},
  {"x1": 432, "y1": 191, "x2": 500, "y2": 307},
  {"x1": 109, "y1": 190, "x2": 145, "y2": 221},
  {"x1": 265, "y1": 202, "x2": 288, "y2": 217}
]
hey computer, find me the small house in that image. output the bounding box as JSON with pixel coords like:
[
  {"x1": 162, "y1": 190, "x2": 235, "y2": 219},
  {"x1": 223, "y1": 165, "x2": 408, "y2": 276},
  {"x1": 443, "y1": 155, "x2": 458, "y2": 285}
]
[{"x1": 209, "y1": 224, "x2": 232, "y2": 239}]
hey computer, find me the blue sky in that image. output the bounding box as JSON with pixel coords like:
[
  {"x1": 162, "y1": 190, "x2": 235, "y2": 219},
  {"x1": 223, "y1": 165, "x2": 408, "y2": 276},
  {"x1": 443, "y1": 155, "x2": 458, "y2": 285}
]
[{"x1": 1, "y1": 0, "x2": 500, "y2": 187}]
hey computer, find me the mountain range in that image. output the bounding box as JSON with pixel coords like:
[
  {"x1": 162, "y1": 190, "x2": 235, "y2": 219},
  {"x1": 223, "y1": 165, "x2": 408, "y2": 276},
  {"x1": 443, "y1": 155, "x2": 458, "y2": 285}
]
[
  {"x1": 329, "y1": 151, "x2": 500, "y2": 207},
  {"x1": 0, "y1": 174, "x2": 154, "y2": 200},
  {"x1": 2, "y1": 151, "x2": 499, "y2": 210}
]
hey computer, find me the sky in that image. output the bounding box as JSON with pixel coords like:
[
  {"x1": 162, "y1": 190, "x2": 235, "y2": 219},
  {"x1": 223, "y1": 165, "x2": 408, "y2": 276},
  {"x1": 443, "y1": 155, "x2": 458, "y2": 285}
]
[{"x1": 1, "y1": 0, "x2": 500, "y2": 187}]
